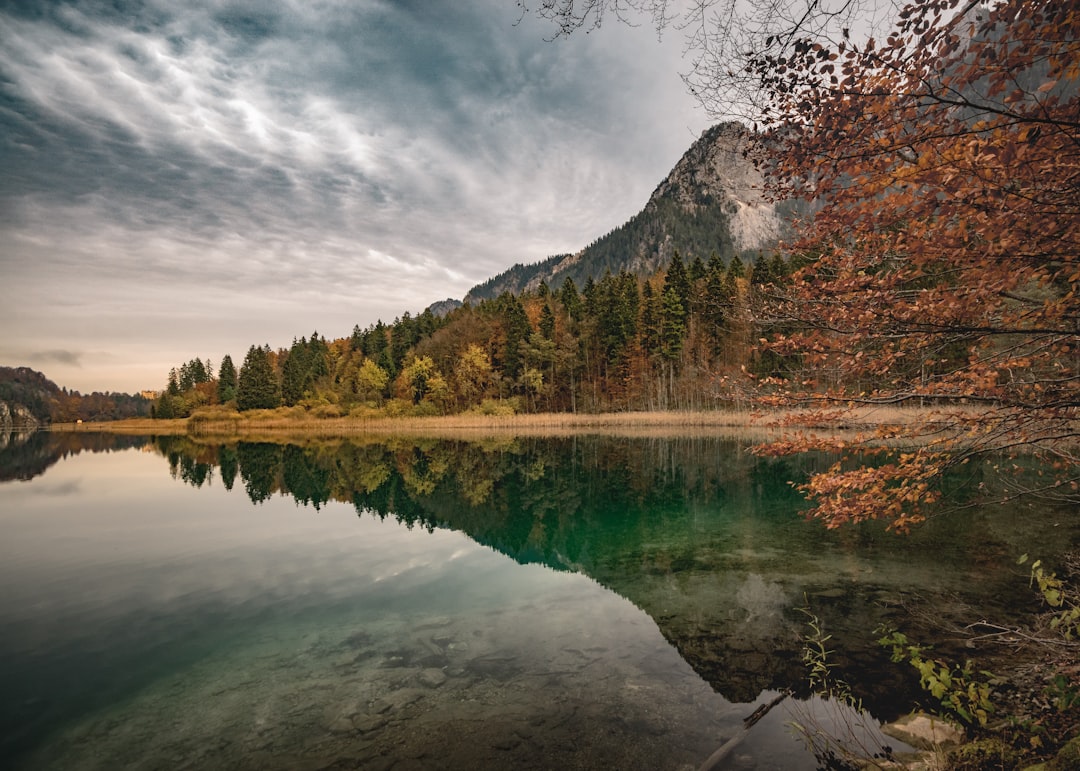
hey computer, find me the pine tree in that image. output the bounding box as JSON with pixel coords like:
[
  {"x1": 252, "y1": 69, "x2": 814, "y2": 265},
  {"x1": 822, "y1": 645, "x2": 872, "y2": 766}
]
[
  {"x1": 727, "y1": 254, "x2": 745, "y2": 280},
  {"x1": 640, "y1": 282, "x2": 661, "y2": 358},
  {"x1": 559, "y1": 278, "x2": 583, "y2": 323},
  {"x1": 659, "y1": 287, "x2": 687, "y2": 364},
  {"x1": 539, "y1": 303, "x2": 556, "y2": 340},
  {"x1": 217, "y1": 354, "x2": 238, "y2": 403},
  {"x1": 281, "y1": 338, "x2": 308, "y2": 407},
  {"x1": 664, "y1": 252, "x2": 691, "y2": 313},
  {"x1": 501, "y1": 294, "x2": 532, "y2": 383},
  {"x1": 688, "y1": 255, "x2": 707, "y2": 283},
  {"x1": 237, "y1": 344, "x2": 281, "y2": 411}
]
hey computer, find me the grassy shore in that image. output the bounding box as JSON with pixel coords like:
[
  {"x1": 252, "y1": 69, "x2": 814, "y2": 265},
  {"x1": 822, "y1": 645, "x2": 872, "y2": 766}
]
[{"x1": 48, "y1": 404, "x2": 960, "y2": 440}]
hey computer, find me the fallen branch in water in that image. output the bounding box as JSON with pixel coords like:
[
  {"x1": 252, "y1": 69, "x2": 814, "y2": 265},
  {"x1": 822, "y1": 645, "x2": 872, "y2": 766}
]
[{"x1": 698, "y1": 691, "x2": 790, "y2": 771}]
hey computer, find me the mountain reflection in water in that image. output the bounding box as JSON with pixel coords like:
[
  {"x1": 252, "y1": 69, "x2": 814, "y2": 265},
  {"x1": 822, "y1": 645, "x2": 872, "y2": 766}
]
[{"x1": 0, "y1": 431, "x2": 1075, "y2": 770}]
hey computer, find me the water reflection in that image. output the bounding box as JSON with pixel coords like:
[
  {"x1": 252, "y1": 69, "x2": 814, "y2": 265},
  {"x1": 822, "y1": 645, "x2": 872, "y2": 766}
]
[
  {"x1": 149, "y1": 434, "x2": 1074, "y2": 706},
  {"x1": 0, "y1": 430, "x2": 145, "y2": 482},
  {"x1": 1, "y1": 431, "x2": 1076, "y2": 770}
]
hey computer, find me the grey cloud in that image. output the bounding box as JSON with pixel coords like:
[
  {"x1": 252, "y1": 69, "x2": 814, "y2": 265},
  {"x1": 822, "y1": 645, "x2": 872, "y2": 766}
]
[
  {"x1": 0, "y1": 0, "x2": 709, "y2": 391},
  {"x1": 25, "y1": 349, "x2": 84, "y2": 367}
]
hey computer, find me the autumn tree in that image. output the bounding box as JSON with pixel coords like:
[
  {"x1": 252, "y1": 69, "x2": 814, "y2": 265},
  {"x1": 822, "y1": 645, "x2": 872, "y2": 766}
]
[
  {"x1": 748, "y1": 0, "x2": 1080, "y2": 529},
  {"x1": 396, "y1": 356, "x2": 451, "y2": 410},
  {"x1": 356, "y1": 358, "x2": 390, "y2": 406},
  {"x1": 454, "y1": 343, "x2": 495, "y2": 408}
]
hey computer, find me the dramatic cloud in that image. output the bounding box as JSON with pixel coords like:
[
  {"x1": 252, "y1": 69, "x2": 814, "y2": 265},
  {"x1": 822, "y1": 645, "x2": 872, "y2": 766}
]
[{"x1": 0, "y1": 0, "x2": 709, "y2": 392}]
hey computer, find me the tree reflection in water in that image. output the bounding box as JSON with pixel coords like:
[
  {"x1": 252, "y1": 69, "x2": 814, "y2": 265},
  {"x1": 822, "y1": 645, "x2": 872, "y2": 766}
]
[{"x1": 138, "y1": 433, "x2": 1073, "y2": 718}]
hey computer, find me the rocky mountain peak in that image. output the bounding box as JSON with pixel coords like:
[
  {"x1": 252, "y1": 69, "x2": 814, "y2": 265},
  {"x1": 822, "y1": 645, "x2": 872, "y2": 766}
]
[
  {"x1": 464, "y1": 122, "x2": 793, "y2": 303},
  {"x1": 648, "y1": 122, "x2": 782, "y2": 253}
]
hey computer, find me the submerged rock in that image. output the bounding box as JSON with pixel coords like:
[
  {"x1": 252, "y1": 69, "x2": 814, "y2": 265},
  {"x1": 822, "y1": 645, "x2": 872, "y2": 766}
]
[
  {"x1": 352, "y1": 714, "x2": 388, "y2": 734},
  {"x1": 882, "y1": 713, "x2": 964, "y2": 751},
  {"x1": 417, "y1": 669, "x2": 447, "y2": 688}
]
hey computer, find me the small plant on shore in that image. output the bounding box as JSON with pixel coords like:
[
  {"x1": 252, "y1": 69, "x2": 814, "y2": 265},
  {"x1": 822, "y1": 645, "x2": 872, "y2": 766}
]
[
  {"x1": 789, "y1": 605, "x2": 895, "y2": 770},
  {"x1": 1018, "y1": 554, "x2": 1080, "y2": 641},
  {"x1": 800, "y1": 605, "x2": 857, "y2": 706},
  {"x1": 1047, "y1": 674, "x2": 1080, "y2": 714},
  {"x1": 876, "y1": 626, "x2": 995, "y2": 728}
]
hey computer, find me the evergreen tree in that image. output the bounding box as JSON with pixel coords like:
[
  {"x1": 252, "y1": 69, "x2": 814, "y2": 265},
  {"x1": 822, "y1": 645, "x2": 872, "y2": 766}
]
[
  {"x1": 389, "y1": 313, "x2": 416, "y2": 374},
  {"x1": 664, "y1": 252, "x2": 691, "y2": 313},
  {"x1": 539, "y1": 302, "x2": 556, "y2": 340},
  {"x1": 640, "y1": 282, "x2": 661, "y2": 358},
  {"x1": 704, "y1": 260, "x2": 731, "y2": 314},
  {"x1": 281, "y1": 337, "x2": 308, "y2": 407},
  {"x1": 237, "y1": 344, "x2": 281, "y2": 411},
  {"x1": 307, "y1": 331, "x2": 330, "y2": 379},
  {"x1": 582, "y1": 276, "x2": 597, "y2": 315},
  {"x1": 688, "y1": 254, "x2": 707, "y2": 283},
  {"x1": 727, "y1": 254, "x2": 745, "y2": 280},
  {"x1": 365, "y1": 321, "x2": 389, "y2": 364},
  {"x1": 501, "y1": 294, "x2": 532, "y2": 383},
  {"x1": 559, "y1": 278, "x2": 583, "y2": 323},
  {"x1": 217, "y1": 354, "x2": 238, "y2": 403},
  {"x1": 155, "y1": 391, "x2": 175, "y2": 419},
  {"x1": 659, "y1": 287, "x2": 687, "y2": 364}
]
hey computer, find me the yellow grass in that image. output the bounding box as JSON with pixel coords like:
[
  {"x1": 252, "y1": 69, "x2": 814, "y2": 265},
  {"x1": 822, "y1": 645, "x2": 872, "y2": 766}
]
[
  {"x1": 50, "y1": 418, "x2": 187, "y2": 435},
  {"x1": 49, "y1": 405, "x2": 973, "y2": 440}
]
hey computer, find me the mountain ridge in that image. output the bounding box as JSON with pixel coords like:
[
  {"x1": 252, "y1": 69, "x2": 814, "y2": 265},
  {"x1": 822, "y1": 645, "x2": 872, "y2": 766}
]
[{"x1": 465, "y1": 122, "x2": 793, "y2": 303}]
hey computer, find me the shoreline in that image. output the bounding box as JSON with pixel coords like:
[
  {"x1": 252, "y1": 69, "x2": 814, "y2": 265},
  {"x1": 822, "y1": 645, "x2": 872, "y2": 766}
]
[{"x1": 45, "y1": 405, "x2": 949, "y2": 439}]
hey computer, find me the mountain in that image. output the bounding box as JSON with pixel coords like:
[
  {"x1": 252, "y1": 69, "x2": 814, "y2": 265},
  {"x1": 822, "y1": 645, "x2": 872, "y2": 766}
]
[{"x1": 465, "y1": 122, "x2": 796, "y2": 303}]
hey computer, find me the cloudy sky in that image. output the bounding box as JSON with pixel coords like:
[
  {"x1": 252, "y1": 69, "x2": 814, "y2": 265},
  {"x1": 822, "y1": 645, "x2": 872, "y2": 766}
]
[{"x1": 0, "y1": 0, "x2": 711, "y2": 393}]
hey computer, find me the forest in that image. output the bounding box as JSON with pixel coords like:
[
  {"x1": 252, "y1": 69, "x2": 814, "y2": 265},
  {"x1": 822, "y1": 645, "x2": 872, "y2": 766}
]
[{"x1": 152, "y1": 250, "x2": 798, "y2": 421}]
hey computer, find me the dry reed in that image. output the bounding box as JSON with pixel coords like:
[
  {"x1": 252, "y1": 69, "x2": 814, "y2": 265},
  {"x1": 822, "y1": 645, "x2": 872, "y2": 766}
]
[{"x1": 49, "y1": 405, "x2": 966, "y2": 440}]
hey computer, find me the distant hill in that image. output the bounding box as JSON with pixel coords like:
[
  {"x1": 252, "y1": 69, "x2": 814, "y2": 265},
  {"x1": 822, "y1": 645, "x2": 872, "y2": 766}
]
[
  {"x1": 0, "y1": 366, "x2": 152, "y2": 427},
  {"x1": 465, "y1": 122, "x2": 801, "y2": 303},
  {"x1": 0, "y1": 366, "x2": 61, "y2": 429}
]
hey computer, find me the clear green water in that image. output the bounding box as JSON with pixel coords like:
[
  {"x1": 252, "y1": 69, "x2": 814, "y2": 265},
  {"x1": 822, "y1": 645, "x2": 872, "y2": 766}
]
[{"x1": 0, "y1": 432, "x2": 1075, "y2": 770}]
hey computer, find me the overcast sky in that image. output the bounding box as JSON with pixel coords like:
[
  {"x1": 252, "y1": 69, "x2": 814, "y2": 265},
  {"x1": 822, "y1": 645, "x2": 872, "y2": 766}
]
[{"x1": 0, "y1": 0, "x2": 711, "y2": 393}]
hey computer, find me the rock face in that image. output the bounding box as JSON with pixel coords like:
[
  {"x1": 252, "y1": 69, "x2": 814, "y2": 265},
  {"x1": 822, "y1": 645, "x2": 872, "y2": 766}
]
[
  {"x1": 648, "y1": 122, "x2": 782, "y2": 253},
  {"x1": 465, "y1": 122, "x2": 800, "y2": 303},
  {"x1": 426, "y1": 298, "x2": 463, "y2": 318},
  {"x1": 0, "y1": 400, "x2": 40, "y2": 433}
]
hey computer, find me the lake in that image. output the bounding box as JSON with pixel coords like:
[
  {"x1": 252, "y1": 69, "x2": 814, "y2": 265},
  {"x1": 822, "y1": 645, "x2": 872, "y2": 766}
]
[{"x1": 1, "y1": 431, "x2": 1075, "y2": 770}]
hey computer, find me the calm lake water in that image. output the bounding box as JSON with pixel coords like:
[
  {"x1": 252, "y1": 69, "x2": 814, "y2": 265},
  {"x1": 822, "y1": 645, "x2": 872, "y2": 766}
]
[{"x1": 1, "y1": 431, "x2": 1076, "y2": 770}]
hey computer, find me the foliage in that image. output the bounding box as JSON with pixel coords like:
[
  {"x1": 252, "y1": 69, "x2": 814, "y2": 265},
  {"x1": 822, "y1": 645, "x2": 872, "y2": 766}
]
[
  {"x1": 789, "y1": 604, "x2": 898, "y2": 770},
  {"x1": 946, "y1": 738, "x2": 1020, "y2": 771},
  {"x1": 396, "y1": 356, "x2": 451, "y2": 410},
  {"x1": 749, "y1": 0, "x2": 1080, "y2": 529},
  {"x1": 799, "y1": 605, "x2": 854, "y2": 705},
  {"x1": 877, "y1": 627, "x2": 995, "y2": 727},
  {"x1": 1019, "y1": 554, "x2": 1080, "y2": 641}
]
